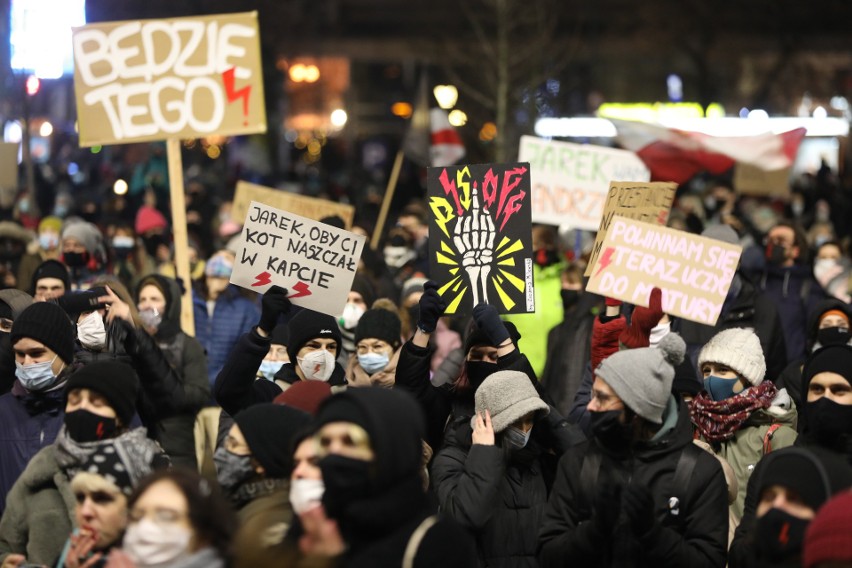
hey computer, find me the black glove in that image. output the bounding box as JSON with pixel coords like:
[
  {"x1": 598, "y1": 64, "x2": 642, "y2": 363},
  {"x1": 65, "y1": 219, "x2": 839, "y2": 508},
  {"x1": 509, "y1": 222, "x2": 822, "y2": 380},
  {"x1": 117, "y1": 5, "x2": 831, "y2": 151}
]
[
  {"x1": 416, "y1": 281, "x2": 446, "y2": 333},
  {"x1": 622, "y1": 483, "x2": 656, "y2": 537},
  {"x1": 472, "y1": 303, "x2": 510, "y2": 346},
  {"x1": 258, "y1": 285, "x2": 291, "y2": 334},
  {"x1": 592, "y1": 482, "x2": 622, "y2": 537}
]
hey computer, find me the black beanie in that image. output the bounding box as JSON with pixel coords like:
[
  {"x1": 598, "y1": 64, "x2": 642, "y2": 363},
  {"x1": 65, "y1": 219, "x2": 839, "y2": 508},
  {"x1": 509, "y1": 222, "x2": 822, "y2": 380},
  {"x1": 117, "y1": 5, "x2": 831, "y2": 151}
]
[
  {"x1": 270, "y1": 323, "x2": 290, "y2": 346},
  {"x1": 350, "y1": 274, "x2": 375, "y2": 308},
  {"x1": 11, "y1": 302, "x2": 75, "y2": 364},
  {"x1": 464, "y1": 320, "x2": 522, "y2": 354},
  {"x1": 65, "y1": 361, "x2": 140, "y2": 426},
  {"x1": 757, "y1": 447, "x2": 852, "y2": 511},
  {"x1": 802, "y1": 344, "x2": 852, "y2": 393},
  {"x1": 31, "y1": 259, "x2": 71, "y2": 295},
  {"x1": 234, "y1": 403, "x2": 312, "y2": 478},
  {"x1": 355, "y1": 309, "x2": 401, "y2": 348},
  {"x1": 286, "y1": 309, "x2": 342, "y2": 362}
]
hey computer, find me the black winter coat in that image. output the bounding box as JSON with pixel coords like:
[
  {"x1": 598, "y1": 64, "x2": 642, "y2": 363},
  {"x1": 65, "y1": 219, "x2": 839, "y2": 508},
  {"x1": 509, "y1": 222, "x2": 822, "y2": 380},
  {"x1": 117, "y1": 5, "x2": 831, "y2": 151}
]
[
  {"x1": 433, "y1": 415, "x2": 585, "y2": 567},
  {"x1": 538, "y1": 398, "x2": 728, "y2": 568}
]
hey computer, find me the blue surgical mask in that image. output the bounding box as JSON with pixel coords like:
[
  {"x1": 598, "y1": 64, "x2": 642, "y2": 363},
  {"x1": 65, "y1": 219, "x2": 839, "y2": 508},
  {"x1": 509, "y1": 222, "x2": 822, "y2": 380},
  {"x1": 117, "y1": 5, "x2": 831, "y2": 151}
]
[
  {"x1": 504, "y1": 425, "x2": 532, "y2": 449},
  {"x1": 15, "y1": 356, "x2": 61, "y2": 392},
  {"x1": 704, "y1": 375, "x2": 741, "y2": 401},
  {"x1": 39, "y1": 233, "x2": 59, "y2": 250},
  {"x1": 258, "y1": 360, "x2": 284, "y2": 381},
  {"x1": 357, "y1": 352, "x2": 389, "y2": 374}
]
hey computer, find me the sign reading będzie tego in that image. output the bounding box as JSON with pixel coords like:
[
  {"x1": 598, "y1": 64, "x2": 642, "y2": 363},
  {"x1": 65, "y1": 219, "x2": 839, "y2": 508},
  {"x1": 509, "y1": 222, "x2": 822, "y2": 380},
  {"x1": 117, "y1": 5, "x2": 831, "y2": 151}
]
[
  {"x1": 231, "y1": 201, "x2": 366, "y2": 317},
  {"x1": 586, "y1": 216, "x2": 742, "y2": 326},
  {"x1": 72, "y1": 12, "x2": 266, "y2": 147}
]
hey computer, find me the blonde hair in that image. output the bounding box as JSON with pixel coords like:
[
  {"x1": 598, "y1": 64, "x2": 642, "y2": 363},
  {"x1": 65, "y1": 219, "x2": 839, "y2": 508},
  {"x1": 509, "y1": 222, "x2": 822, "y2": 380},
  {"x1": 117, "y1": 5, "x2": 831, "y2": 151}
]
[{"x1": 71, "y1": 471, "x2": 124, "y2": 496}]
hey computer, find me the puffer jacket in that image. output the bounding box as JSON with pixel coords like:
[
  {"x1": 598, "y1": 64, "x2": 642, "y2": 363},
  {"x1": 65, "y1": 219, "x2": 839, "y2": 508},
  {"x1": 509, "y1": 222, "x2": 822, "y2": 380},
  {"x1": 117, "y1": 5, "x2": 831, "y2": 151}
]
[
  {"x1": 193, "y1": 285, "x2": 260, "y2": 387},
  {"x1": 433, "y1": 414, "x2": 584, "y2": 567},
  {"x1": 539, "y1": 397, "x2": 728, "y2": 568},
  {"x1": 0, "y1": 376, "x2": 70, "y2": 516}
]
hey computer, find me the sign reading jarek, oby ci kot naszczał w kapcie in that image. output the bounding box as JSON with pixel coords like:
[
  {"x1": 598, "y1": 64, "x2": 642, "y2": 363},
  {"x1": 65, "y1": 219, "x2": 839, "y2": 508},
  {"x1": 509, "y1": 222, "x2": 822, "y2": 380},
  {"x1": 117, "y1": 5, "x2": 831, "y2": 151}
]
[{"x1": 231, "y1": 201, "x2": 366, "y2": 317}]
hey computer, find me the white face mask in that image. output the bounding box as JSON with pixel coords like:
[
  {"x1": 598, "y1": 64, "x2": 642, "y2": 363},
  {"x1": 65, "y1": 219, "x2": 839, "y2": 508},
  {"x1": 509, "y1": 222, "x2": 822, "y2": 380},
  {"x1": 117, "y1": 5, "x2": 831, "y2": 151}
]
[
  {"x1": 649, "y1": 321, "x2": 671, "y2": 348},
  {"x1": 289, "y1": 478, "x2": 325, "y2": 515},
  {"x1": 77, "y1": 311, "x2": 107, "y2": 350},
  {"x1": 338, "y1": 302, "x2": 365, "y2": 330},
  {"x1": 123, "y1": 518, "x2": 191, "y2": 568},
  {"x1": 814, "y1": 258, "x2": 840, "y2": 283},
  {"x1": 297, "y1": 349, "x2": 336, "y2": 382}
]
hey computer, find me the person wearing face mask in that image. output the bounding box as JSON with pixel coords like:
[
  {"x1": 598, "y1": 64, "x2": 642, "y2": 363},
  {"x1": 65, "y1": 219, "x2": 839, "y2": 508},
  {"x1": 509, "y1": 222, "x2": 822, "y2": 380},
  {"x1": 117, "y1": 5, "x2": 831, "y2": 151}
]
[
  {"x1": 751, "y1": 221, "x2": 828, "y2": 364},
  {"x1": 394, "y1": 281, "x2": 546, "y2": 452},
  {"x1": 777, "y1": 300, "x2": 852, "y2": 408},
  {"x1": 0, "y1": 302, "x2": 75, "y2": 517},
  {"x1": 674, "y1": 224, "x2": 789, "y2": 383},
  {"x1": 15, "y1": 216, "x2": 63, "y2": 295},
  {"x1": 539, "y1": 333, "x2": 729, "y2": 568},
  {"x1": 336, "y1": 276, "x2": 375, "y2": 367},
  {"x1": 113, "y1": 468, "x2": 235, "y2": 568},
  {"x1": 61, "y1": 221, "x2": 107, "y2": 291},
  {"x1": 433, "y1": 370, "x2": 584, "y2": 567},
  {"x1": 0, "y1": 361, "x2": 167, "y2": 568},
  {"x1": 727, "y1": 447, "x2": 852, "y2": 568},
  {"x1": 0, "y1": 289, "x2": 33, "y2": 396},
  {"x1": 812, "y1": 241, "x2": 850, "y2": 301},
  {"x1": 109, "y1": 224, "x2": 156, "y2": 293},
  {"x1": 689, "y1": 328, "x2": 798, "y2": 523},
  {"x1": 346, "y1": 308, "x2": 402, "y2": 388},
  {"x1": 309, "y1": 388, "x2": 477, "y2": 568}
]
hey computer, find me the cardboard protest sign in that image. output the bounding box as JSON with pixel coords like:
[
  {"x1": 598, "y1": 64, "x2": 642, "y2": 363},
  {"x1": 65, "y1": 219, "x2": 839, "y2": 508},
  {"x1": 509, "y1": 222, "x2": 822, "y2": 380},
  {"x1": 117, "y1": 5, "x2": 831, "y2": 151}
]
[
  {"x1": 0, "y1": 143, "x2": 18, "y2": 191},
  {"x1": 232, "y1": 181, "x2": 355, "y2": 229},
  {"x1": 231, "y1": 201, "x2": 366, "y2": 317},
  {"x1": 586, "y1": 216, "x2": 742, "y2": 325},
  {"x1": 427, "y1": 162, "x2": 535, "y2": 315},
  {"x1": 519, "y1": 135, "x2": 650, "y2": 230},
  {"x1": 584, "y1": 181, "x2": 677, "y2": 277},
  {"x1": 733, "y1": 164, "x2": 791, "y2": 198},
  {"x1": 72, "y1": 12, "x2": 266, "y2": 147}
]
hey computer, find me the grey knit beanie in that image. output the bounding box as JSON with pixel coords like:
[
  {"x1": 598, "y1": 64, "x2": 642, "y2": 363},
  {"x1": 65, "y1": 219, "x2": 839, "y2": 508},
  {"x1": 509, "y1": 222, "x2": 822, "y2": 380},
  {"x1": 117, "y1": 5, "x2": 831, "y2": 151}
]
[
  {"x1": 473, "y1": 370, "x2": 549, "y2": 433},
  {"x1": 595, "y1": 333, "x2": 686, "y2": 424},
  {"x1": 697, "y1": 327, "x2": 766, "y2": 386}
]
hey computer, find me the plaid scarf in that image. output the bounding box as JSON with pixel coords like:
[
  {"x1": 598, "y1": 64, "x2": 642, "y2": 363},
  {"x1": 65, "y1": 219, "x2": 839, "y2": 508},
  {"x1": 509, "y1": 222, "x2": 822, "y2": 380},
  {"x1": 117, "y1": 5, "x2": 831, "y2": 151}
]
[{"x1": 690, "y1": 381, "x2": 778, "y2": 443}]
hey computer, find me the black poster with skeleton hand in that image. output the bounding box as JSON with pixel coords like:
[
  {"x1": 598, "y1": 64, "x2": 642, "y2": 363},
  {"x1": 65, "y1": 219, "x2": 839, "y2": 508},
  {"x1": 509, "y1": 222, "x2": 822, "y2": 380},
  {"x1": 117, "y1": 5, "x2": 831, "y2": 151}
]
[{"x1": 427, "y1": 162, "x2": 535, "y2": 315}]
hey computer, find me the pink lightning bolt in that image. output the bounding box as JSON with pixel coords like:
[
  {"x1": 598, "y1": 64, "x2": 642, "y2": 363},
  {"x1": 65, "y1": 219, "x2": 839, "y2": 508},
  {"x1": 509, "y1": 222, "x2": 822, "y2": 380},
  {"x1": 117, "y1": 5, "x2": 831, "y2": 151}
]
[
  {"x1": 251, "y1": 271, "x2": 272, "y2": 287},
  {"x1": 594, "y1": 247, "x2": 616, "y2": 278}
]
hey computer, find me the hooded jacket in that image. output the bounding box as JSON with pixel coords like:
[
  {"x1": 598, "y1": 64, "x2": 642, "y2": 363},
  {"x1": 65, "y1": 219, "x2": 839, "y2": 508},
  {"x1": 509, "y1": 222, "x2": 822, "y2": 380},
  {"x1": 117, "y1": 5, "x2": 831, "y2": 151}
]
[{"x1": 539, "y1": 397, "x2": 728, "y2": 568}]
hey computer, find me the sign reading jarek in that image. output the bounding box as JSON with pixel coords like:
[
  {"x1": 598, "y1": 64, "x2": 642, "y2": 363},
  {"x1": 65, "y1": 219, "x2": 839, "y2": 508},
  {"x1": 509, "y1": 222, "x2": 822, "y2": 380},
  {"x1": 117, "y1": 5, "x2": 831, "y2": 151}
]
[
  {"x1": 231, "y1": 201, "x2": 366, "y2": 317},
  {"x1": 72, "y1": 12, "x2": 266, "y2": 146},
  {"x1": 519, "y1": 136, "x2": 650, "y2": 230},
  {"x1": 428, "y1": 162, "x2": 535, "y2": 315},
  {"x1": 586, "y1": 216, "x2": 742, "y2": 325}
]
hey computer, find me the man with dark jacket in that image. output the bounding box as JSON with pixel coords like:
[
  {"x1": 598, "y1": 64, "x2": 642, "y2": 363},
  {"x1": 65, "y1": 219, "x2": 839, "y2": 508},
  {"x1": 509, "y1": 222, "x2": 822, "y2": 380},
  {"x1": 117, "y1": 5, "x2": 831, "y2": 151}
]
[
  {"x1": 0, "y1": 302, "x2": 75, "y2": 516},
  {"x1": 538, "y1": 333, "x2": 728, "y2": 568}
]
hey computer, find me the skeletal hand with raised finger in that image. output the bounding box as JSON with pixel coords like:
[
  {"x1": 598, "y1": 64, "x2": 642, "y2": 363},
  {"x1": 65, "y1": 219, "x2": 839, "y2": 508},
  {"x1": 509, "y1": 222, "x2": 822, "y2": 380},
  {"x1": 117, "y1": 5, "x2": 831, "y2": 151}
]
[{"x1": 453, "y1": 187, "x2": 496, "y2": 306}]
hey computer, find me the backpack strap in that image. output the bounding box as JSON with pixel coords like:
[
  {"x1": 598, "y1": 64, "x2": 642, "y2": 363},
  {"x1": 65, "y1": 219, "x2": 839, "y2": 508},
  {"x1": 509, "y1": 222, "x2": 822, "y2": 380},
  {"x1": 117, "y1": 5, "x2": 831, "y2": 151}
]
[
  {"x1": 403, "y1": 515, "x2": 439, "y2": 568},
  {"x1": 669, "y1": 445, "x2": 699, "y2": 518},
  {"x1": 763, "y1": 423, "x2": 783, "y2": 454},
  {"x1": 579, "y1": 449, "x2": 602, "y2": 514}
]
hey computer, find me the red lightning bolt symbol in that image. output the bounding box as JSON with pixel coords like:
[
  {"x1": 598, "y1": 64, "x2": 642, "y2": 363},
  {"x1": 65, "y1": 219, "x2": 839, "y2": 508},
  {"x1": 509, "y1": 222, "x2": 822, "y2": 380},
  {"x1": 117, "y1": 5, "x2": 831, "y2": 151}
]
[
  {"x1": 222, "y1": 67, "x2": 251, "y2": 126},
  {"x1": 252, "y1": 272, "x2": 272, "y2": 287},
  {"x1": 288, "y1": 282, "x2": 312, "y2": 299},
  {"x1": 594, "y1": 247, "x2": 615, "y2": 278}
]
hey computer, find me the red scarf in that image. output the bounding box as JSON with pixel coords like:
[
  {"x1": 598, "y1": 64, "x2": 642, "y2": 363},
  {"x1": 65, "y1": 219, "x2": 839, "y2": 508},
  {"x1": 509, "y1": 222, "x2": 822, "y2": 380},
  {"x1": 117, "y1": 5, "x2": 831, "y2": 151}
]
[{"x1": 690, "y1": 381, "x2": 778, "y2": 443}]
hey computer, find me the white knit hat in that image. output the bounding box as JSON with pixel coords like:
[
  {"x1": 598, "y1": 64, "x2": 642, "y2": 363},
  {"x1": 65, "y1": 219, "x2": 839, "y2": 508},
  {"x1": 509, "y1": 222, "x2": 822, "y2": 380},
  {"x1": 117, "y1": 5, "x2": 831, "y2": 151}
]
[
  {"x1": 473, "y1": 371, "x2": 549, "y2": 433},
  {"x1": 697, "y1": 328, "x2": 766, "y2": 386}
]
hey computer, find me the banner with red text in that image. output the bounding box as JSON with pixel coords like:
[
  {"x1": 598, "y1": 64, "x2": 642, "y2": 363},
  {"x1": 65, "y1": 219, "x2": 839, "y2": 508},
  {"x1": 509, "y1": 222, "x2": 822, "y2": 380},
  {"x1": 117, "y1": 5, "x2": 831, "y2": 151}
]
[
  {"x1": 72, "y1": 12, "x2": 266, "y2": 146},
  {"x1": 586, "y1": 216, "x2": 742, "y2": 325}
]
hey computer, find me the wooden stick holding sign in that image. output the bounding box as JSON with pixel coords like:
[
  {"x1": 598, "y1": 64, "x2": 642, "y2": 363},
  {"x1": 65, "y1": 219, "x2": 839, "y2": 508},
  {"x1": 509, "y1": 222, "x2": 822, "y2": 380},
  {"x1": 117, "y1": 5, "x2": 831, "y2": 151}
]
[{"x1": 166, "y1": 139, "x2": 195, "y2": 335}]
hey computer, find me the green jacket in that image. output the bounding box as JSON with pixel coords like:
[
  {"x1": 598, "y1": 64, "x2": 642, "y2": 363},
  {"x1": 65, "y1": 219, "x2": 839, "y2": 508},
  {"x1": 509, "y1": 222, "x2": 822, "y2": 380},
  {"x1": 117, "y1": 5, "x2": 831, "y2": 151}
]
[
  {"x1": 0, "y1": 445, "x2": 75, "y2": 567},
  {"x1": 711, "y1": 400, "x2": 798, "y2": 521},
  {"x1": 503, "y1": 262, "x2": 564, "y2": 378}
]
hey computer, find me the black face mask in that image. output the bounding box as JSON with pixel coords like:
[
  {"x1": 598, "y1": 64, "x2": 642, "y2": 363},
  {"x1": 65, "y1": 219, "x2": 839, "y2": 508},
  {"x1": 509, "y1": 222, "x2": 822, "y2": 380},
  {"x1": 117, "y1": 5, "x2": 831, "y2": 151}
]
[
  {"x1": 113, "y1": 246, "x2": 133, "y2": 261},
  {"x1": 766, "y1": 243, "x2": 787, "y2": 266},
  {"x1": 754, "y1": 508, "x2": 809, "y2": 562},
  {"x1": 62, "y1": 251, "x2": 90, "y2": 269},
  {"x1": 320, "y1": 454, "x2": 374, "y2": 521},
  {"x1": 816, "y1": 326, "x2": 851, "y2": 347},
  {"x1": 589, "y1": 409, "x2": 631, "y2": 451},
  {"x1": 806, "y1": 396, "x2": 852, "y2": 441},
  {"x1": 561, "y1": 289, "x2": 580, "y2": 311},
  {"x1": 64, "y1": 409, "x2": 118, "y2": 443},
  {"x1": 535, "y1": 248, "x2": 560, "y2": 267},
  {"x1": 465, "y1": 361, "x2": 498, "y2": 391}
]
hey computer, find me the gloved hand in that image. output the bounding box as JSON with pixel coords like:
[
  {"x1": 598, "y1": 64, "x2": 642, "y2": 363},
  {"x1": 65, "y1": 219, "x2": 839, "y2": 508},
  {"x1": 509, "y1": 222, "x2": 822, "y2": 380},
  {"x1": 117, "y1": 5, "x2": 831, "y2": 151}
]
[
  {"x1": 258, "y1": 285, "x2": 291, "y2": 334},
  {"x1": 619, "y1": 287, "x2": 664, "y2": 349},
  {"x1": 592, "y1": 482, "x2": 622, "y2": 537},
  {"x1": 622, "y1": 483, "x2": 656, "y2": 537},
  {"x1": 472, "y1": 303, "x2": 510, "y2": 347},
  {"x1": 416, "y1": 281, "x2": 446, "y2": 333}
]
